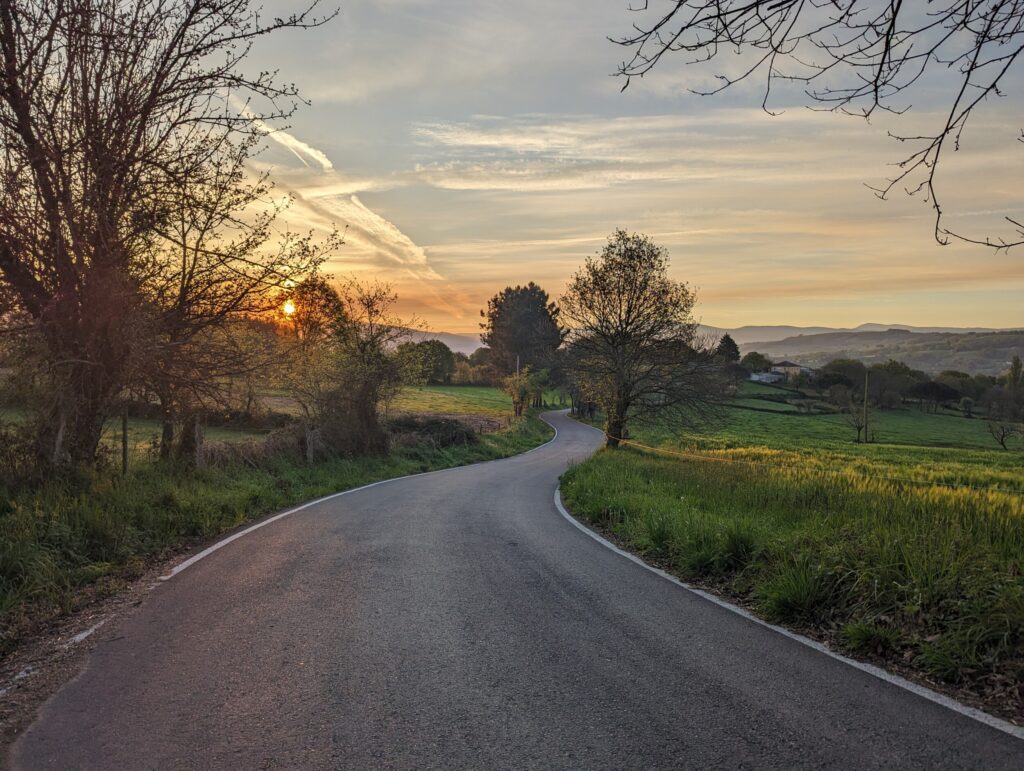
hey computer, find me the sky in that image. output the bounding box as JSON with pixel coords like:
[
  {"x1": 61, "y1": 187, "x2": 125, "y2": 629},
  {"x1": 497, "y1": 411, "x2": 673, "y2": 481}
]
[{"x1": 246, "y1": 0, "x2": 1024, "y2": 335}]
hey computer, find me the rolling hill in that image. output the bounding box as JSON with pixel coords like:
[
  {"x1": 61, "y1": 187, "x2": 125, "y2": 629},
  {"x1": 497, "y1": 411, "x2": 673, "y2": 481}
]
[
  {"x1": 701, "y1": 322, "x2": 1007, "y2": 345},
  {"x1": 739, "y1": 328, "x2": 1024, "y2": 375}
]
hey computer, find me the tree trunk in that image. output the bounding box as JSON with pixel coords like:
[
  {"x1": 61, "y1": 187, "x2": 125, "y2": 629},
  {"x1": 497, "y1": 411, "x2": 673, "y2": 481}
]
[
  {"x1": 176, "y1": 414, "x2": 203, "y2": 466},
  {"x1": 38, "y1": 369, "x2": 113, "y2": 468},
  {"x1": 302, "y1": 423, "x2": 316, "y2": 463},
  {"x1": 35, "y1": 269, "x2": 134, "y2": 468},
  {"x1": 158, "y1": 391, "x2": 175, "y2": 461},
  {"x1": 605, "y1": 411, "x2": 625, "y2": 449}
]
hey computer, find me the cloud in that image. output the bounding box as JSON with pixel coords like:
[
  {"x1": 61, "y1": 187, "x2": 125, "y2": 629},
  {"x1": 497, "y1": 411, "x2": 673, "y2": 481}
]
[
  {"x1": 232, "y1": 99, "x2": 336, "y2": 171},
  {"x1": 242, "y1": 124, "x2": 444, "y2": 282},
  {"x1": 263, "y1": 127, "x2": 335, "y2": 171},
  {"x1": 409, "y1": 112, "x2": 893, "y2": 193}
]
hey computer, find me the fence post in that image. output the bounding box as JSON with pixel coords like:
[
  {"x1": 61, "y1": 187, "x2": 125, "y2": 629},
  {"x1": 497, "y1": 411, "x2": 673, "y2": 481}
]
[{"x1": 121, "y1": 406, "x2": 129, "y2": 475}]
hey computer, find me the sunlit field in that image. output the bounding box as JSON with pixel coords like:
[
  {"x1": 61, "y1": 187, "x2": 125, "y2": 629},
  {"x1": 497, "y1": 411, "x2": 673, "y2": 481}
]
[
  {"x1": 390, "y1": 385, "x2": 518, "y2": 419},
  {"x1": 562, "y1": 383, "x2": 1024, "y2": 705}
]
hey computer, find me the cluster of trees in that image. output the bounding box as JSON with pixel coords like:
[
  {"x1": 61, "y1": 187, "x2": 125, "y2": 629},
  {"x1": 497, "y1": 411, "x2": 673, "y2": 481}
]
[
  {"x1": 743, "y1": 348, "x2": 1024, "y2": 448},
  {"x1": 478, "y1": 231, "x2": 729, "y2": 447},
  {"x1": 0, "y1": 2, "x2": 733, "y2": 471},
  {"x1": 0, "y1": 0, "x2": 353, "y2": 475},
  {"x1": 278, "y1": 278, "x2": 412, "y2": 459}
]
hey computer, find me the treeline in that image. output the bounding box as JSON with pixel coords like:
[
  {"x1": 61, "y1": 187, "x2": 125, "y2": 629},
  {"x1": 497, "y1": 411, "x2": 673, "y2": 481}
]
[
  {"x1": 414, "y1": 231, "x2": 735, "y2": 446},
  {"x1": 465, "y1": 232, "x2": 730, "y2": 445},
  {"x1": 741, "y1": 350, "x2": 1024, "y2": 449}
]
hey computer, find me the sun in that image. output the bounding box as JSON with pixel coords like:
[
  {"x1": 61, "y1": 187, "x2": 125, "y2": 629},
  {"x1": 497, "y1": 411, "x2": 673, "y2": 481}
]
[{"x1": 282, "y1": 299, "x2": 296, "y2": 317}]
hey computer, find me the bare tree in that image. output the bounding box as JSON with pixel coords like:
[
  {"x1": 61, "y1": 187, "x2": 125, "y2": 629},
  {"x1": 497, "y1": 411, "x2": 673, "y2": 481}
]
[
  {"x1": 140, "y1": 141, "x2": 339, "y2": 458},
  {"x1": 987, "y1": 420, "x2": 1018, "y2": 450},
  {"x1": 0, "y1": 0, "x2": 333, "y2": 466},
  {"x1": 278, "y1": 277, "x2": 410, "y2": 458},
  {"x1": 561, "y1": 229, "x2": 726, "y2": 448},
  {"x1": 613, "y1": 0, "x2": 1024, "y2": 248},
  {"x1": 842, "y1": 395, "x2": 872, "y2": 443},
  {"x1": 985, "y1": 388, "x2": 1021, "y2": 449}
]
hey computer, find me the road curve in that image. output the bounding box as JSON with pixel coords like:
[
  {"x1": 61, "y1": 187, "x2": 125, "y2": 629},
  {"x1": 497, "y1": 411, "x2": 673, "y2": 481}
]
[{"x1": 11, "y1": 411, "x2": 1024, "y2": 768}]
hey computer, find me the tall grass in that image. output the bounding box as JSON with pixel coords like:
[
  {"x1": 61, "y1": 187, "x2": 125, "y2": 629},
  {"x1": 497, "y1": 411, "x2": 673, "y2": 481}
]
[
  {"x1": 0, "y1": 415, "x2": 551, "y2": 653},
  {"x1": 561, "y1": 447, "x2": 1024, "y2": 691}
]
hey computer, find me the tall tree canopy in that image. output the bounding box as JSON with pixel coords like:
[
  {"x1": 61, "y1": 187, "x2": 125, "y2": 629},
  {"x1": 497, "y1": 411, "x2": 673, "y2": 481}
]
[
  {"x1": 561, "y1": 230, "x2": 725, "y2": 448},
  {"x1": 480, "y1": 282, "x2": 564, "y2": 376},
  {"x1": 740, "y1": 351, "x2": 772, "y2": 373},
  {"x1": 0, "y1": 0, "x2": 332, "y2": 466}
]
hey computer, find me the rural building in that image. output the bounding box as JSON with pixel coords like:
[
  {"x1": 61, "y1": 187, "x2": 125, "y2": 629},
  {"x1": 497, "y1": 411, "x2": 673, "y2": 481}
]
[
  {"x1": 770, "y1": 361, "x2": 815, "y2": 382},
  {"x1": 750, "y1": 371, "x2": 786, "y2": 384}
]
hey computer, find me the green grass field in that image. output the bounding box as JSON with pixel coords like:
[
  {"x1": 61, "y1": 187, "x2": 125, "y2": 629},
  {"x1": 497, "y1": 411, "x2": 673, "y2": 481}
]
[
  {"x1": 563, "y1": 383, "x2": 1024, "y2": 709},
  {"x1": 390, "y1": 385, "x2": 517, "y2": 418},
  {"x1": 628, "y1": 382, "x2": 1022, "y2": 492}
]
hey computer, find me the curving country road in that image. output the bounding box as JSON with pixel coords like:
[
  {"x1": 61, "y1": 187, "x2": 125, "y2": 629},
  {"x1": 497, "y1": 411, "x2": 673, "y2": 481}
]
[{"x1": 11, "y1": 411, "x2": 1024, "y2": 768}]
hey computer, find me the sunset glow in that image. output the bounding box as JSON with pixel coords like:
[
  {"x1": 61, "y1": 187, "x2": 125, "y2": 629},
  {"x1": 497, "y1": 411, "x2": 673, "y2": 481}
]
[{"x1": 245, "y1": 0, "x2": 1024, "y2": 335}]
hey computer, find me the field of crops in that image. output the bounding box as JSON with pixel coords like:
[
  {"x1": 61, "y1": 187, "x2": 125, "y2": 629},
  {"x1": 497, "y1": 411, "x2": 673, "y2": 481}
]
[{"x1": 562, "y1": 383, "x2": 1024, "y2": 713}]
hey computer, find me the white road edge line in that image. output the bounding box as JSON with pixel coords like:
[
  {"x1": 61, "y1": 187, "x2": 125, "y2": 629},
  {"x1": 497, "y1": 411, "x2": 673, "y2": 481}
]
[
  {"x1": 553, "y1": 486, "x2": 1024, "y2": 742},
  {"x1": 69, "y1": 620, "x2": 106, "y2": 645},
  {"x1": 159, "y1": 414, "x2": 561, "y2": 581}
]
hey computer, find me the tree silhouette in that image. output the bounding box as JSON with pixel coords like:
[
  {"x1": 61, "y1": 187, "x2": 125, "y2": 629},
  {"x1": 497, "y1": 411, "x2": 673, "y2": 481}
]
[
  {"x1": 481, "y1": 283, "x2": 564, "y2": 376},
  {"x1": 561, "y1": 230, "x2": 725, "y2": 448},
  {"x1": 716, "y1": 334, "x2": 741, "y2": 362}
]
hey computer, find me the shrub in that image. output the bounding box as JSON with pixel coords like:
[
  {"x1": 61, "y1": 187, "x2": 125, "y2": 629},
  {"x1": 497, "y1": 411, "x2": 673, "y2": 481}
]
[
  {"x1": 841, "y1": 622, "x2": 901, "y2": 655},
  {"x1": 760, "y1": 557, "x2": 835, "y2": 622},
  {"x1": 387, "y1": 416, "x2": 478, "y2": 448}
]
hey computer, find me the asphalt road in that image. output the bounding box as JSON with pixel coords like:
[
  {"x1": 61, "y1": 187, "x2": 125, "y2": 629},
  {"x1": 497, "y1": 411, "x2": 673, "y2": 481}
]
[{"x1": 11, "y1": 411, "x2": 1024, "y2": 768}]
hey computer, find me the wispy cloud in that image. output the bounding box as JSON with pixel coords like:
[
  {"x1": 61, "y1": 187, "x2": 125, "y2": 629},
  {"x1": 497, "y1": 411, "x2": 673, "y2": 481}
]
[
  {"x1": 409, "y1": 112, "x2": 888, "y2": 192},
  {"x1": 247, "y1": 125, "x2": 443, "y2": 283}
]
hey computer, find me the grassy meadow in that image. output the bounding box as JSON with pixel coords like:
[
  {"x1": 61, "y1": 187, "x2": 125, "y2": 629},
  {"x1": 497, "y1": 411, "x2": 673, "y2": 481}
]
[
  {"x1": 562, "y1": 382, "x2": 1024, "y2": 707},
  {"x1": 390, "y1": 385, "x2": 519, "y2": 418},
  {"x1": 1, "y1": 386, "x2": 542, "y2": 650}
]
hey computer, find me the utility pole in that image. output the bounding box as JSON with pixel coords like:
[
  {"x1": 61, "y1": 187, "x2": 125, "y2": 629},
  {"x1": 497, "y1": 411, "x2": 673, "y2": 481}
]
[
  {"x1": 863, "y1": 370, "x2": 869, "y2": 444},
  {"x1": 516, "y1": 354, "x2": 520, "y2": 376}
]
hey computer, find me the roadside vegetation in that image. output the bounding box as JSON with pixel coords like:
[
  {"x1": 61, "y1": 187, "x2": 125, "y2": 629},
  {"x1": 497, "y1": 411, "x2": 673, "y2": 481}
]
[
  {"x1": 0, "y1": 387, "x2": 552, "y2": 652},
  {"x1": 0, "y1": 1, "x2": 577, "y2": 655},
  {"x1": 562, "y1": 381, "x2": 1024, "y2": 711}
]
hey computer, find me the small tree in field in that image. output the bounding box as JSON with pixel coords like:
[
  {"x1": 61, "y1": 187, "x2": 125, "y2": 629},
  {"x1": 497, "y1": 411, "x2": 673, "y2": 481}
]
[
  {"x1": 985, "y1": 390, "x2": 1021, "y2": 451},
  {"x1": 561, "y1": 230, "x2": 725, "y2": 448},
  {"x1": 843, "y1": 395, "x2": 872, "y2": 443},
  {"x1": 502, "y1": 369, "x2": 532, "y2": 418}
]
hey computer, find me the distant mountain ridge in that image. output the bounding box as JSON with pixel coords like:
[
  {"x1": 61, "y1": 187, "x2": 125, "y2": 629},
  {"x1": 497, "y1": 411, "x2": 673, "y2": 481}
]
[
  {"x1": 699, "y1": 322, "x2": 1010, "y2": 346},
  {"x1": 416, "y1": 322, "x2": 1022, "y2": 373},
  {"x1": 732, "y1": 328, "x2": 1024, "y2": 375},
  {"x1": 409, "y1": 330, "x2": 481, "y2": 355}
]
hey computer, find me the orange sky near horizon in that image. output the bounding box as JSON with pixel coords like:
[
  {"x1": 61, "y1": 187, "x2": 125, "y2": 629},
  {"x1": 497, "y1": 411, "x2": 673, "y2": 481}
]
[{"x1": 250, "y1": 0, "x2": 1024, "y2": 337}]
